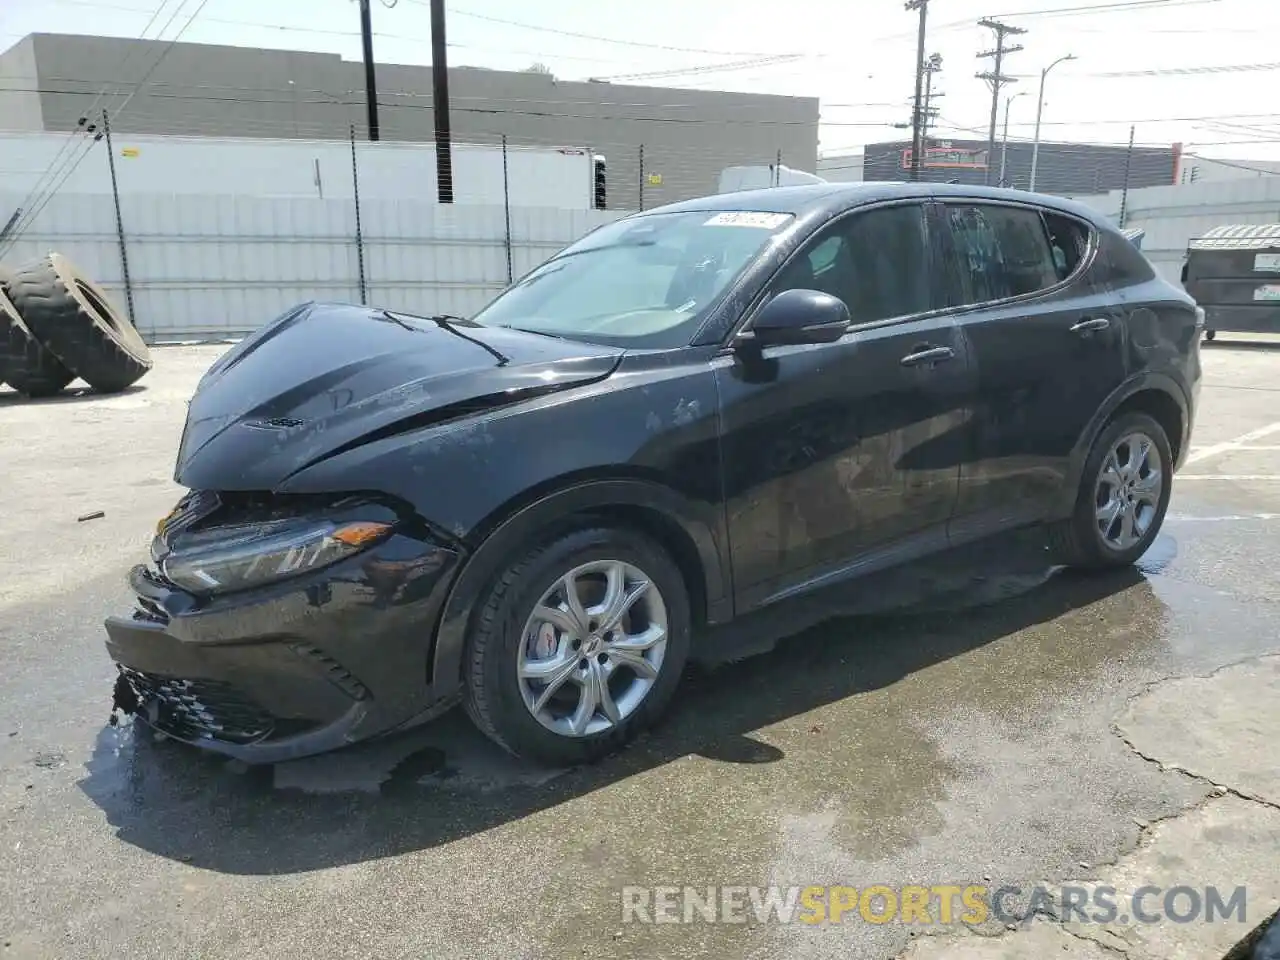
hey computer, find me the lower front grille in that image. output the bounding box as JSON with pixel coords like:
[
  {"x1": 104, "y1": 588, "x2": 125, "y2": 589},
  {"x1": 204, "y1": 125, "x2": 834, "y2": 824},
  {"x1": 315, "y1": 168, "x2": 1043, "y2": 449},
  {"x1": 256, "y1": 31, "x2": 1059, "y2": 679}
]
[{"x1": 120, "y1": 667, "x2": 276, "y2": 744}]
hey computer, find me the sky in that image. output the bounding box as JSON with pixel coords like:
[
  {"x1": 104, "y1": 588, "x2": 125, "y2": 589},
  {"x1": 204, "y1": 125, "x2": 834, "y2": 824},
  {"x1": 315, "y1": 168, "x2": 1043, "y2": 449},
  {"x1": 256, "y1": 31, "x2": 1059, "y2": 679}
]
[{"x1": 3, "y1": 0, "x2": 1279, "y2": 161}]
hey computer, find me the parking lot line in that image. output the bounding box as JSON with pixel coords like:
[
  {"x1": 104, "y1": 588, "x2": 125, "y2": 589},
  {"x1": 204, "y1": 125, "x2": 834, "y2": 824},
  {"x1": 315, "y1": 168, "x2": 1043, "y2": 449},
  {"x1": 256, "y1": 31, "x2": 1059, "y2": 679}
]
[
  {"x1": 1176, "y1": 475, "x2": 1280, "y2": 481},
  {"x1": 1185, "y1": 421, "x2": 1280, "y2": 465}
]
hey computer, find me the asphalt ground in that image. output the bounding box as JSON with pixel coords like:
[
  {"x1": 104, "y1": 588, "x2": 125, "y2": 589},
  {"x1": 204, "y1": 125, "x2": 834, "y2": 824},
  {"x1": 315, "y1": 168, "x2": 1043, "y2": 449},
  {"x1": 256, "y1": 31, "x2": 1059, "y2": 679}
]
[{"x1": 1, "y1": 335, "x2": 1278, "y2": 960}]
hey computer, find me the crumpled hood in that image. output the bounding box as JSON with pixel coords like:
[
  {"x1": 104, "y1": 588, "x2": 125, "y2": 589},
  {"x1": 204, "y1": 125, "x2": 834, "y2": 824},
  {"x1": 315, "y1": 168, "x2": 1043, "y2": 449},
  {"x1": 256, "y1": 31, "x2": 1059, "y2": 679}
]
[{"x1": 175, "y1": 302, "x2": 624, "y2": 491}]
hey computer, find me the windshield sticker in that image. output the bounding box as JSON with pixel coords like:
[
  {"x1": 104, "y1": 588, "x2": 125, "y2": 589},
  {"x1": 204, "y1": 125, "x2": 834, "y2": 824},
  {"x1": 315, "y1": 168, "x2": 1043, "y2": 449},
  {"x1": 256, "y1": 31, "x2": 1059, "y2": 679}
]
[{"x1": 703, "y1": 212, "x2": 792, "y2": 229}]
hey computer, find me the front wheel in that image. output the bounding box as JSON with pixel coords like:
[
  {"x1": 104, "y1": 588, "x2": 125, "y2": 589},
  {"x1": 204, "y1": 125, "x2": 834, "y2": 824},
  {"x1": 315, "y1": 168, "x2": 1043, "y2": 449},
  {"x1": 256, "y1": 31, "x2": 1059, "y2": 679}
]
[
  {"x1": 462, "y1": 527, "x2": 691, "y2": 766},
  {"x1": 1048, "y1": 412, "x2": 1173, "y2": 569}
]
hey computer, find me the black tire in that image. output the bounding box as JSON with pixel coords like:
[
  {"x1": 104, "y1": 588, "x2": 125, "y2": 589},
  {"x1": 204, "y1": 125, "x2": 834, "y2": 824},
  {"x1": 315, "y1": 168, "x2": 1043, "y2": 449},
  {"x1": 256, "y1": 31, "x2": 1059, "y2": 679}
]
[
  {"x1": 462, "y1": 526, "x2": 691, "y2": 766},
  {"x1": 1204, "y1": 329, "x2": 1216, "y2": 342},
  {"x1": 0, "y1": 268, "x2": 75, "y2": 397},
  {"x1": 1048, "y1": 411, "x2": 1173, "y2": 570},
  {"x1": 4, "y1": 253, "x2": 152, "y2": 393}
]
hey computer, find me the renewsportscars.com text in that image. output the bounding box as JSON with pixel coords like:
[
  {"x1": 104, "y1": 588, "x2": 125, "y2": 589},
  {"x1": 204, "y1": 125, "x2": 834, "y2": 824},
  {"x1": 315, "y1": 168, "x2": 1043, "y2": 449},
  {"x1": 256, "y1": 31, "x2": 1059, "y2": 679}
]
[{"x1": 621, "y1": 884, "x2": 1249, "y2": 926}]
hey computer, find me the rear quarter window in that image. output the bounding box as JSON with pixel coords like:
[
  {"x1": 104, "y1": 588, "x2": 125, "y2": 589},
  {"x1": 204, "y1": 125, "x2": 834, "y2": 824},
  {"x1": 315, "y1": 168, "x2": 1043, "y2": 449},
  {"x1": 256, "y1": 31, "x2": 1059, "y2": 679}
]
[
  {"x1": 1100, "y1": 230, "x2": 1157, "y2": 288},
  {"x1": 1042, "y1": 211, "x2": 1093, "y2": 282}
]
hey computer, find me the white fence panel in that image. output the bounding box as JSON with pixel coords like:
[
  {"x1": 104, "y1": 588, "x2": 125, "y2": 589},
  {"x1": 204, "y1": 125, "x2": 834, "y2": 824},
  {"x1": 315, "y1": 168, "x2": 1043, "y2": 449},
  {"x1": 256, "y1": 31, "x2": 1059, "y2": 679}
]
[{"x1": 0, "y1": 190, "x2": 627, "y2": 341}]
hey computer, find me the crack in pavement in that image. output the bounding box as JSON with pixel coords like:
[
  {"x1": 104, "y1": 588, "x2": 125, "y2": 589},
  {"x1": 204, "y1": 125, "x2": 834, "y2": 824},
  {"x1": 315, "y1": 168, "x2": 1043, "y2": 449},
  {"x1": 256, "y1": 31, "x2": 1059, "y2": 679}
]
[{"x1": 896, "y1": 652, "x2": 1280, "y2": 960}]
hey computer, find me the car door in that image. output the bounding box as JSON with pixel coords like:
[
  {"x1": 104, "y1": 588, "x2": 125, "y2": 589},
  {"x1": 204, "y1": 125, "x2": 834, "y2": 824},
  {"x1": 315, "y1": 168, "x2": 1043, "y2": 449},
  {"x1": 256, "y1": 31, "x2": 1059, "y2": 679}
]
[
  {"x1": 935, "y1": 200, "x2": 1128, "y2": 537},
  {"x1": 715, "y1": 200, "x2": 974, "y2": 612}
]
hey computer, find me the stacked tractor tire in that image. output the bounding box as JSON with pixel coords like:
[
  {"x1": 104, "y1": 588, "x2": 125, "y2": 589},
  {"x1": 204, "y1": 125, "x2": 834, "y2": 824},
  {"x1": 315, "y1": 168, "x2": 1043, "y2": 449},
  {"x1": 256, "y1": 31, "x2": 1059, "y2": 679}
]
[{"x1": 0, "y1": 253, "x2": 152, "y2": 398}]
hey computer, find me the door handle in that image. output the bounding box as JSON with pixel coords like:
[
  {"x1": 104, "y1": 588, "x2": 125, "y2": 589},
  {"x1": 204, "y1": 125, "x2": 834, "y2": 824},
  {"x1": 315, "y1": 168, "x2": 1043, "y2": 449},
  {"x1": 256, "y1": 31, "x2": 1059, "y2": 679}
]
[
  {"x1": 900, "y1": 345, "x2": 956, "y2": 367},
  {"x1": 1069, "y1": 317, "x2": 1110, "y2": 334}
]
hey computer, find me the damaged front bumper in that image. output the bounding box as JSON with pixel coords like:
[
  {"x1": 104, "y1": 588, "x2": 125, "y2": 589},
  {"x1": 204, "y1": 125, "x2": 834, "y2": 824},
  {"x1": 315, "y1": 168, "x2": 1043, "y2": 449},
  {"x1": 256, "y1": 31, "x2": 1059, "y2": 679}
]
[{"x1": 105, "y1": 529, "x2": 464, "y2": 764}]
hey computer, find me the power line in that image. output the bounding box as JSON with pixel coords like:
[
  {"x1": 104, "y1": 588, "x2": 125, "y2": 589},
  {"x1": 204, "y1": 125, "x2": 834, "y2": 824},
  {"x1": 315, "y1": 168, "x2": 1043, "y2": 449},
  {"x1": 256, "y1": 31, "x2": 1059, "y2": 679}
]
[
  {"x1": 404, "y1": 1, "x2": 785, "y2": 58},
  {"x1": 0, "y1": 0, "x2": 181, "y2": 255},
  {"x1": 990, "y1": 0, "x2": 1224, "y2": 17},
  {"x1": 1, "y1": 0, "x2": 211, "y2": 256},
  {"x1": 588, "y1": 55, "x2": 808, "y2": 84},
  {"x1": 13, "y1": 81, "x2": 1280, "y2": 135},
  {"x1": 1091, "y1": 60, "x2": 1280, "y2": 78}
]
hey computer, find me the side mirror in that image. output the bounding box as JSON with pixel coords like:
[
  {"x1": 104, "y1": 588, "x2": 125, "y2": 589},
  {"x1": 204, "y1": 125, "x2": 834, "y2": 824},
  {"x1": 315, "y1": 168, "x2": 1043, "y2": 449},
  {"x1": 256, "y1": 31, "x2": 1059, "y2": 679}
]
[{"x1": 746, "y1": 288, "x2": 850, "y2": 348}]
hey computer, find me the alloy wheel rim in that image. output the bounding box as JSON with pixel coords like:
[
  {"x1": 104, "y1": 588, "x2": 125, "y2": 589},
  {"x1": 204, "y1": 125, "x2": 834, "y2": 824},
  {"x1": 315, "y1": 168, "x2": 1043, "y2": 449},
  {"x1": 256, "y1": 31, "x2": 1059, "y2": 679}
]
[
  {"x1": 516, "y1": 559, "x2": 668, "y2": 738},
  {"x1": 1094, "y1": 430, "x2": 1164, "y2": 551}
]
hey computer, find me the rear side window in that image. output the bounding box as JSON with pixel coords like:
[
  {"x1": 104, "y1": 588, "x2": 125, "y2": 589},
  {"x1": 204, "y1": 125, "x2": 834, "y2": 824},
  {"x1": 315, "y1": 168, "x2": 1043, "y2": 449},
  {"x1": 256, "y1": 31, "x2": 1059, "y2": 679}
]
[
  {"x1": 944, "y1": 204, "x2": 1060, "y2": 306},
  {"x1": 1102, "y1": 230, "x2": 1157, "y2": 288}
]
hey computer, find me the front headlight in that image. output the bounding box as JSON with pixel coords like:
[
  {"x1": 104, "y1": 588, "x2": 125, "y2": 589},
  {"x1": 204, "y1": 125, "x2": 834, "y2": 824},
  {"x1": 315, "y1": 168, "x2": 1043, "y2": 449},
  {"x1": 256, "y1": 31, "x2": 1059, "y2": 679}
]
[{"x1": 159, "y1": 518, "x2": 392, "y2": 595}]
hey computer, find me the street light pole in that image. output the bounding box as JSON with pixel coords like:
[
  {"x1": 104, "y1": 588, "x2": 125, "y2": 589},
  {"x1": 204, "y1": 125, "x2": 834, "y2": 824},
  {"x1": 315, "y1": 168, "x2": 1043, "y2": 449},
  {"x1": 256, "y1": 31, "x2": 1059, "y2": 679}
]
[
  {"x1": 1000, "y1": 91, "x2": 1026, "y2": 187},
  {"x1": 1029, "y1": 53, "x2": 1075, "y2": 192}
]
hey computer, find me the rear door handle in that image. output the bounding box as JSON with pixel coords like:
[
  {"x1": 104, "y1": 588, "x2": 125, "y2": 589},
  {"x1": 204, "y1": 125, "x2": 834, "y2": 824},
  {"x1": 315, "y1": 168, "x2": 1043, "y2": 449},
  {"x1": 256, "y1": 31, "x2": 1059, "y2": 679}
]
[
  {"x1": 900, "y1": 345, "x2": 956, "y2": 367},
  {"x1": 1070, "y1": 317, "x2": 1110, "y2": 334}
]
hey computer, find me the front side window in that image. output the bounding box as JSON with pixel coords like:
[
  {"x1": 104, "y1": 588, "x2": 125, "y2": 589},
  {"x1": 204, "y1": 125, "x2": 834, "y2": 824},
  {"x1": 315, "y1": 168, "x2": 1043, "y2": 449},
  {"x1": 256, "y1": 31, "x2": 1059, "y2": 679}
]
[
  {"x1": 472, "y1": 210, "x2": 793, "y2": 348},
  {"x1": 944, "y1": 204, "x2": 1061, "y2": 306},
  {"x1": 767, "y1": 203, "x2": 931, "y2": 325}
]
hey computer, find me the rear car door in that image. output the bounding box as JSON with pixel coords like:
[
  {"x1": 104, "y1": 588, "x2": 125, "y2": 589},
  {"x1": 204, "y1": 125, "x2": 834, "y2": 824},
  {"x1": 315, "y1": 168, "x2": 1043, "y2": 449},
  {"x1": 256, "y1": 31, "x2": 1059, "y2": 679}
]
[
  {"x1": 935, "y1": 200, "x2": 1128, "y2": 535},
  {"x1": 716, "y1": 200, "x2": 973, "y2": 611}
]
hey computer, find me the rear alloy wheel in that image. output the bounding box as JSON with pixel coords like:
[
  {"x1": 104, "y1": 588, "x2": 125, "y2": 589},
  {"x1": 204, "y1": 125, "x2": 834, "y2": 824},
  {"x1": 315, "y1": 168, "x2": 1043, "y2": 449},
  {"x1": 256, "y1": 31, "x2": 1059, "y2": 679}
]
[
  {"x1": 1093, "y1": 430, "x2": 1164, "y2": 552},
  {"x1": 1049, "y1": 411, "x2": 1173, "y2": 569},
  {"x1": 463, "y1": 528, "x2": 690, "y2": 766}
]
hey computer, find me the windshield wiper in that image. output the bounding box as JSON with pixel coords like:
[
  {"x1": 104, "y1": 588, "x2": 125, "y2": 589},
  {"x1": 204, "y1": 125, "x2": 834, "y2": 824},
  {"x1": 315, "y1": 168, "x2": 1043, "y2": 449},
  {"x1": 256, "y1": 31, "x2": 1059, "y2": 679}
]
[
  {"x1": 375, "y1": 309, "x2": 511, "y2": 366},
  {"x1": 500, "y1": 325, "x2": 566, "y2": 340}
]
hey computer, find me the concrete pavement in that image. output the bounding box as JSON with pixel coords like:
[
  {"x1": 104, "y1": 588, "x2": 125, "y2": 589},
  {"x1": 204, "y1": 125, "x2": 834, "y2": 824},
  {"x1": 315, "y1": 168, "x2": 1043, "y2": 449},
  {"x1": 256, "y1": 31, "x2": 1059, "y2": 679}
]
[{"x1": 1, "y1": 338, "x2": 1278, "y2": 959}]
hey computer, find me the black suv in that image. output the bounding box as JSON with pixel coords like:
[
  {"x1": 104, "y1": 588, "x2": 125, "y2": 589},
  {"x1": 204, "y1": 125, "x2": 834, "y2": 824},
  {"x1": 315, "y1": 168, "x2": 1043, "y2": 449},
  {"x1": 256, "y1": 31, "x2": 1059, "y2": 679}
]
[{"x1": 105, "y1": 183, "x2": 1201, "y2": 767}]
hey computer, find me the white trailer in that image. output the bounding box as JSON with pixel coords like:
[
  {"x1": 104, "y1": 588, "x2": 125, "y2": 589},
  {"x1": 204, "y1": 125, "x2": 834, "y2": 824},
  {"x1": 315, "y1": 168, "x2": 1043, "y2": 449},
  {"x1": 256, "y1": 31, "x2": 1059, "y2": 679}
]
[
  {"x1": 0, "y1": 132, "x2": 596, "y2": 208},
  {"x1": 717, "y1": 164, "x2": 826, "y2": 194}
]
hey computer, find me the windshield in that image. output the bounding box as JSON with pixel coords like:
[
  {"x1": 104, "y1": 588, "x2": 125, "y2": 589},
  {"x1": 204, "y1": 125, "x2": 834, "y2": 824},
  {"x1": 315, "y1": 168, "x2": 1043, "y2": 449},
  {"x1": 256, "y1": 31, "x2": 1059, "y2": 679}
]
[{"x1": 472, "y1": 210, "x2": 794, "y2": 348}]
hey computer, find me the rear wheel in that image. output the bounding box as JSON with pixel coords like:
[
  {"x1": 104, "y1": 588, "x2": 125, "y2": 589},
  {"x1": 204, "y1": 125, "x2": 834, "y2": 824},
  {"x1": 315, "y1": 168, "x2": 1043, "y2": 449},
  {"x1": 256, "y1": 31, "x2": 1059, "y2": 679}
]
[
  {"x1": 1204, "y1": 329, "x2": 1216, "y2": 342},
  {"x1": 1048, "y1": 412, "x2": 1173, "y2": 569},
  {"x1": 462, "y1": 527, "x2": 691, "y2": 766}
]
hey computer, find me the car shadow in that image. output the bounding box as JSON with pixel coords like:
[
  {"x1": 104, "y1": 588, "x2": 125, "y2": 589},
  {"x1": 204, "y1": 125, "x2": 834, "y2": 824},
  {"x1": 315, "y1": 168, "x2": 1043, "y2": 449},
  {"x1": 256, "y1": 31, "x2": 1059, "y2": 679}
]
[
  {"x1": 77, "y1": 531, "x2": 1150, "y2": 876},
  {"x1": 0, "y1": 383, "x2": 147, "y2": 405}
]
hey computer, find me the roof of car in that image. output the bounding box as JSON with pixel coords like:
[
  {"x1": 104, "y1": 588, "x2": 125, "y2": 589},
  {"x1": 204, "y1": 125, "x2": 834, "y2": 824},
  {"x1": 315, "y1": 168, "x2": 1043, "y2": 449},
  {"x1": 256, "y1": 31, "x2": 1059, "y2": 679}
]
[{"x1": 643, "y1": 181, "x2": 1107, "y2": 225}]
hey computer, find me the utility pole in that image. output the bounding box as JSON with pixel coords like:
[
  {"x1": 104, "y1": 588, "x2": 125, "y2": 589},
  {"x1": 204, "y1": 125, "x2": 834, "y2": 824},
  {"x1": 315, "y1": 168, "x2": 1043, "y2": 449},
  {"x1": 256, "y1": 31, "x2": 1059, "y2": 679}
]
[
  {"x1": 906, "y1": 0, "x2": 929, "y2": 182},
  {"x1": 429, "y1": 0, "x2": 454, "y2": 202},
  {"x1": 894, "y1": 53, "x2": 942, "y2": 173},
  {"x1": 976, "y1": 18, "x2": 1025, "y2": 185},
  {"x1": 357, "y1": 0, "x2": 380, "y2": 141}
]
